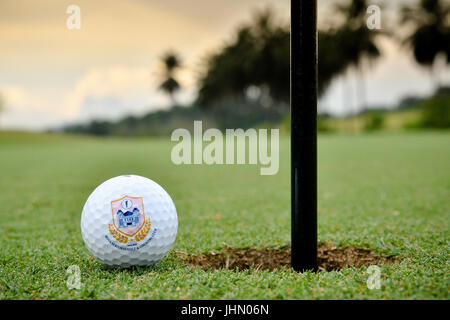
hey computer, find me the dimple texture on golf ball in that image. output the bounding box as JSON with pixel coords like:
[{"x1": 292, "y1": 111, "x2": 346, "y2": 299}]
[{"x1": 81, "y1": 175, "x2": 178, "y2": 267}]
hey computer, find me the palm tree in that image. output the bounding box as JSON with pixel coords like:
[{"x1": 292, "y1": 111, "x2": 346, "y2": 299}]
[
  {"x1": 401, "y1": 0, "x2": 450, "y2": 89},
  {"x1": 159, "y1": 51, "x2": 182, "y2": 106},
  {"x1": 335, "y1": 0, "x2": 382, "y2": 115}
]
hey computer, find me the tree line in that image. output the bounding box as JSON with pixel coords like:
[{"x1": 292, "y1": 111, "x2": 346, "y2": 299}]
[
  {"x1": 63, "y1": 0, "x2": 449, "y2": 135},
  {"x1": 5, "y1": 0, "x2": 448, "y2": 133}
]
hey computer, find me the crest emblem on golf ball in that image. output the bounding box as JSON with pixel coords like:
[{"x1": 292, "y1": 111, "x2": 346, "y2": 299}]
[{"x1": 108, "y1": 196, "x2": 152, "y2": 245}]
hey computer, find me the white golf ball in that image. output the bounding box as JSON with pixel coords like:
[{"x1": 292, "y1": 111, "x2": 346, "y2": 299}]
[{"x1": 81, "y1": 175, "x2": 178, "y2": 267}]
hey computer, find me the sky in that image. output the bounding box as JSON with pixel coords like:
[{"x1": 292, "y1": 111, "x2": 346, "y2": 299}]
[{"x1": 0, "y1": 0, "x2": 449, "y2": 130}]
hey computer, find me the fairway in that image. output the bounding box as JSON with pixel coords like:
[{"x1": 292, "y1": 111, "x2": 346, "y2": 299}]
[{"x1": 0, "y1": 131, "x2": 448, "y2": 299}]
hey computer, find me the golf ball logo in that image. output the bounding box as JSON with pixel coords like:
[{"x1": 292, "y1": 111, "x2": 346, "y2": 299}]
[
  {"x1": 121, "y1": 198, "x2": 133, "y2": 210},
  {"x1": 108, "y1": 196, "x2": 152, "y2": 245}
]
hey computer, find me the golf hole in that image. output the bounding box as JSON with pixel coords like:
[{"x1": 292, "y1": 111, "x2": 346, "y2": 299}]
[{"x1": 182, "y1": 244, "x2": 401, "y2": 272}]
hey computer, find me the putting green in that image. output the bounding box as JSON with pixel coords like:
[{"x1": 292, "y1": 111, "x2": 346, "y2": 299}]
[{"x1": 0, "y1": 131, "x2": 448, "y2": 299}]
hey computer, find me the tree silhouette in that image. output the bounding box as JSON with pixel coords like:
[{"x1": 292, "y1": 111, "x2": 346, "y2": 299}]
[
  {"x1": 159, "y1": 51, "x2": 182, "y2": 106},
  {"x1": 401, "y1": 0, "x2": 450, "y2": 88},
  {"x1": 197, "y1": 8, "x2": 350, "y2": 109},
  {"x1": 197, "y1": 9, "x2": 290, "y2": 109},
  {"x1": 335, "y1": 0, "x2": 382, "y2": 114},
  {"x1": 318, "y1": 30, "x2": 350, "y2": 97}
]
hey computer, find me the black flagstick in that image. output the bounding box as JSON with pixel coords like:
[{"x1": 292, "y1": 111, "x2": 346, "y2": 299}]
[{"x1": 291, "y1": 0, "x2": 318, "y2": 272}]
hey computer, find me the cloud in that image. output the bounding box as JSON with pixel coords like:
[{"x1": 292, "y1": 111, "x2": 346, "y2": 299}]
[
  {"x1": 64, "y1": 65, "x2": 196, "y2": 123},
  {"x1": 0, "y1": 64, "x2": 197, "y2": 130},
  {"x1": 1, "y1": 85, "x2": 50, "y2": 112},
  {"x1": 0, "y1": 85, "x2": 58, "y2": 130}
]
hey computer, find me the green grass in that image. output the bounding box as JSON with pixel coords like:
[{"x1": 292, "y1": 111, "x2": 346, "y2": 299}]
[{"x1": 0, "y1": 131, "x2": 448, "y2": 299}]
